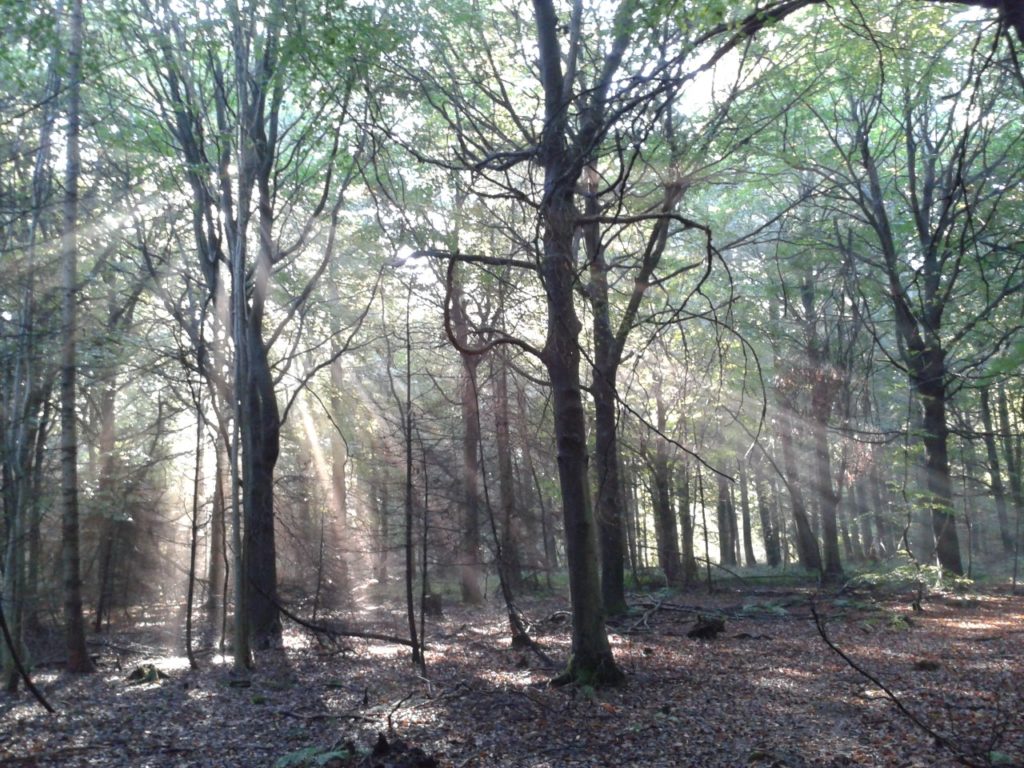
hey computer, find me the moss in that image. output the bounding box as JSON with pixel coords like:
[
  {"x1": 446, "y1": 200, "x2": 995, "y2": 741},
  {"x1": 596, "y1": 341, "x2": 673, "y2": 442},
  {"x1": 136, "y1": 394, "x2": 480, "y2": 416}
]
[{"x1": 550, "y1": 652, "x2": 625, "y2": 688}]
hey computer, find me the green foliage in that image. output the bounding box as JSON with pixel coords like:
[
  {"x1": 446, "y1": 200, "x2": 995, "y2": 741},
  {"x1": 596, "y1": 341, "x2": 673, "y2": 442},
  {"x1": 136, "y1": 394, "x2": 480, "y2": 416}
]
[
  {"x1": 741, "y1": 599, "x2": 789, "y2": 617},
  {"x1": 626, "y1": 568, "x2": 669, "y2": 591},
  {"x1": 845, "y1": 557, "x2": 975, "y2": 594}
]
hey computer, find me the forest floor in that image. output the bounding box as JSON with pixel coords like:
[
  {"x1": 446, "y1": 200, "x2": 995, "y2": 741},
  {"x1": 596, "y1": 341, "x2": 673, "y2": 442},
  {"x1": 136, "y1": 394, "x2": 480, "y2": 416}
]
[{"x1": 1, "y1": 580, "x2": 1022, "y2": 768}]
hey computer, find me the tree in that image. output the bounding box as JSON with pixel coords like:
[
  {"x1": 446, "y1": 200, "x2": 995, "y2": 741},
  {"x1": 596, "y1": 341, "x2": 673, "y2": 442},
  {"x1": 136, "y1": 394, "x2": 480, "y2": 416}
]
[
  {"x1": 763, "y1": 3, "x2": 1024, "y2": 573},
  {"x1": 58, "y1": 0, "x2": 92, "y2": 674}
]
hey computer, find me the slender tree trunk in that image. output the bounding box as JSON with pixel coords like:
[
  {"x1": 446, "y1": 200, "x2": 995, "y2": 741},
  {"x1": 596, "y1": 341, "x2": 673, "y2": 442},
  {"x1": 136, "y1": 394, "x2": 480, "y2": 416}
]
[
  {"x1": 651, "y1": 453, "x2": 683, "y2": 586},
  {"x1": 869, "y1": 461, "x2": 892, "y2": 555},
  {"x1": 920, "y1": 374, "x2": 963, "y2": 573},
  {"x1": 979, "y1": 387, "x2": 1012, "y2": 553},
  {"x1": 185, "y1": 406, "x2": 203, "y2": 670},
  {"x1": 493, "y1": 350, "x2": 523, "y2": 594},
  {"x1": 778, "y1": 412, "x2": 822, "y2": 573},
  {"x1": 623, "y1": 464, "x2": 640, "y2": 587},
  {"x1": 997, "y1": 385, "x2": 1023, "y2": 551},
  {"x1": 738, "y1": 460, "x2": 756, "y2": 567},
  {"x1": 652, "y1": 388, "x2": 682, "y2": 585},
  {"x1": 59, "y1": 0, "x2": 91, "y2": 674},
  {"x1": 450, "y1": 280, "x2": 483, "y2": 604},
  {"x1": 754, "y1": 459, "x2": 781, "y2": 567},
  {"x1": 716, "y1": 473, "x2": 737, "y2": 567},
  {"x1": 811, "y1": 394, "x2": 843, "y2": 581},
  {"x1": 93, "y1": 385, "x2": 117, "y2": 633},
  {"x1": 206, "y1": 441, "x2": 226, "y2": 613},
  {"x1": 677, "y1": 468, "x2": 699, "y2": 584},
  {"x1": 25, "y1": 397, "x2": 50, "y2": 636},
  {"x1": 402, "y1": 290, "x2": 422, "y2": 667},
  {"x1": 586, "y1": 177, "x2": 627, "y2": 616},
  {"x1": 328, "y1": 355, "x2": 350, "y2": 605}
]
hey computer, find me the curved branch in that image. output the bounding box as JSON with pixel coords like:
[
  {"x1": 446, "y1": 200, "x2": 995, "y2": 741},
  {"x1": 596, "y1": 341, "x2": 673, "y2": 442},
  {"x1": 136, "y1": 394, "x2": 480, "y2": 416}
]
[{"x1": 442, "y1": 259, "x2": 544, "y2": 361}]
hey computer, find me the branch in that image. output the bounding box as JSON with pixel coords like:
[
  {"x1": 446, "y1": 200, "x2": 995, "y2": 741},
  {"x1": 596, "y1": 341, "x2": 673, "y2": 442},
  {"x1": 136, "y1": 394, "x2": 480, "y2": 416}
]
[
  {"x1": 0, "y1": 599, "x2": 55, "y2": 714},
  {"x1": 810, "y1": 599, "x2": 986, "y2": 767},
  {"x1": 442, "y1": 259, "x2": 544, "y2": 361},
  {"x1": 408, "y1": 248, "x2": 538, "y2": 273}
]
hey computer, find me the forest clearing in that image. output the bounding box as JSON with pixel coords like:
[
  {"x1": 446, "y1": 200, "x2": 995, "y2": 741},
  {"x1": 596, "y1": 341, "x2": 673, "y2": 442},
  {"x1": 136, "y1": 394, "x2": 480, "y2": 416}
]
[{"x1": 3, "y1": 580, "x2": 1023, "y2": 767}]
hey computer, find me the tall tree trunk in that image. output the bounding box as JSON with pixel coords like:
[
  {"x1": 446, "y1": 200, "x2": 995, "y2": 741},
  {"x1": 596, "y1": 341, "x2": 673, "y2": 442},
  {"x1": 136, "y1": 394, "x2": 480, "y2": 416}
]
[
  {"x1": 540, "y1": 190, "x2": 619, "y2": 683},
  {"x1": 778, "y1": 412, "x2": 823, "y2": 573},
  {"x1": 328, "y1": 354, "x2": 350, "y2": 605},
  {"x1": 25, "y1": 397, "x2": 50, "y2": 636},
  {"x1": 652, "y1": 387, "x2": 683, "y2": 585},
  {"x1": 979, "y1": 387, "x2": 1012, "y2": 553},
  {"x1": 651, "y1": 454, "x2": 683, "y2": 586},
  {"x1": 534, "y1": 0, "x2": 623, "y2": 686},
  {"x1": 449, "y1": 276, "x2": 483, "y2": 604},
  {"x1": 93, "y1": 384, "x2": 117, "y2": 633},
  {"x1": 738, "y1": 460, "x2": 756, "y2": 567},
  {"x1": 59, "y1": 0, "x2": 91, "y2": 674},
  {"x1": 241, "y1": 325, "x2": 281, "y2": 648},
  {"x1": 206, "y1": 440, "x2": 226, "y2": 613},
  {"x1": 754, "y1": 459, "x2": 781, "y2": 567},
  {"x1": 586, "y1": 174, "x2": 627, "y2": 616},
  {"x1": 811, "y1": 390, "x2": 843, "y2": 581},
  {"x1": 716, "y1": 473, "x2": 737, "y2": 567},
  {"x1": 493, "y1": 350, "x2": 523, "y2": 595},
  {"x1": 677, "y1": 468, "x2": 699, "y2": 584},
  {"x1": 869, "y1": 461, "x2": 892, "y2": 555},
  {"x1": 920, "y1": 370, "x2": 963, "y2": 573},
  {"x1": 997, "y1": 385, "x2": 1023, "y2": 550}
]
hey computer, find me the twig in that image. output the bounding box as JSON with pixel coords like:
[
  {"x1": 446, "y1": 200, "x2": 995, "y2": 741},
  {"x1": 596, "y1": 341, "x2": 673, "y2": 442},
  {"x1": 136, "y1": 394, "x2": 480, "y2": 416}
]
[{"x1": 387, "y1": 692, "x2": 415, "y2": 734}]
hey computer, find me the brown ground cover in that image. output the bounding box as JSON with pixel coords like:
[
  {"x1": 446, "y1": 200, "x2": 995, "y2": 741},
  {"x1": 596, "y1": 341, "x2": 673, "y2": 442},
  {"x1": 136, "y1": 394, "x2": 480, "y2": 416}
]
[{"x1": 2, "y1": 587, "x2": 1021, "y2": 767}]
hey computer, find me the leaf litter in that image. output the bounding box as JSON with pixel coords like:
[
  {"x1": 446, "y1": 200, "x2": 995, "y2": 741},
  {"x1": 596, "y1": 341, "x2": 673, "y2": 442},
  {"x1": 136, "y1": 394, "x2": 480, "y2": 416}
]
[{"x1": 1, "y1": 588, "x2": 1021, "y2": 767}]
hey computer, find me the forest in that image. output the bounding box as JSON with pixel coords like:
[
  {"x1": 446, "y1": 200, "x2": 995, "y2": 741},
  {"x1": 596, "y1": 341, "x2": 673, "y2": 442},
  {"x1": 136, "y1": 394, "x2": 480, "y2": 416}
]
[{"x1": 1, "y1": 0, "x2": 1023, "y2": 765}]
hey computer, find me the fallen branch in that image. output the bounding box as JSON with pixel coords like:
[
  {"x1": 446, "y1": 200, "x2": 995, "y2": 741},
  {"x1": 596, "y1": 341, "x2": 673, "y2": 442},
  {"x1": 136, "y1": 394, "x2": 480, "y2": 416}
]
[
  {"x1": 0, "y1": 598, "x2": 55, "y2": 714},
  {"x1": 810, "y1": 599, "x2": 986, "y2": 768},
  {"x1": 262, "y1": 587, "x2": 417, "y2": 648}
]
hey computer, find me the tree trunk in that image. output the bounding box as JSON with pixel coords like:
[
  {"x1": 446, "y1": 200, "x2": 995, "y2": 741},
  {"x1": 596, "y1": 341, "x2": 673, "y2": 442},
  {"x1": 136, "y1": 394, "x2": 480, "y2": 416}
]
[
  {"x1": 449, "y1": 277, "x2": 484, "y2": 604},
  {"x1": 206, "y1": 441, "x2": 226, "y2": 613},
  {"x1": 534, "y1": 0, "x2": 622, "y2": 685},
  {"x1": 716, "y1": 473, "x2": 737, "y2": 567},
  {"x1": 811, "y1": 392, "x2": 843, "y2": 581},
  {"x1": 754, "y1": 459, "x2": 781, "y2": 567},
  {"x1": 738, "y1": 460, "x2": 757, "y2": 567},
  {"x1": 586, "y1": 175, "x2": 627, "y2": 616},
  {"x1": 778, "y1": 412, "x2": 822, "y2": 573},
  {"x1": 652, "y1": 386, "x2": 683, "y2": 585},
  {"x1": 919, "y1": 368, "x2": 963, "y2": 574},
  {"x1": 979, "y1": 387, "x2": 1012, "y2": 553},
  {"x1": 541, "y1": 190, "x2": 620, "y2": 683},
  {"x1": 997, "y1": 385, "x2": 1023, "y2": 551},
  {"x1": 493, "y1": 350, "x2": 523, "y2": 595},
  {"x1": 328, "y1": 354, "x2": 350, "y2": 605},
  {"x1": 677, "y1": 468, "x2": 699, "y2": 584},
  {"x1": 93, "y1": 384, "x2": 117, "y2": 633},
  {"x1": 869, "y1": 461, "x2": 892, "y2": 556},
  {"x1": 241, "y1": 326, "x2": 281, "y2": 648},
  {"x1": 651, "y1": 452, "x2": 683, "y2": 586},
  {"x1": 59, "y1": 0, "x2": 92, "y2": 674}
]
